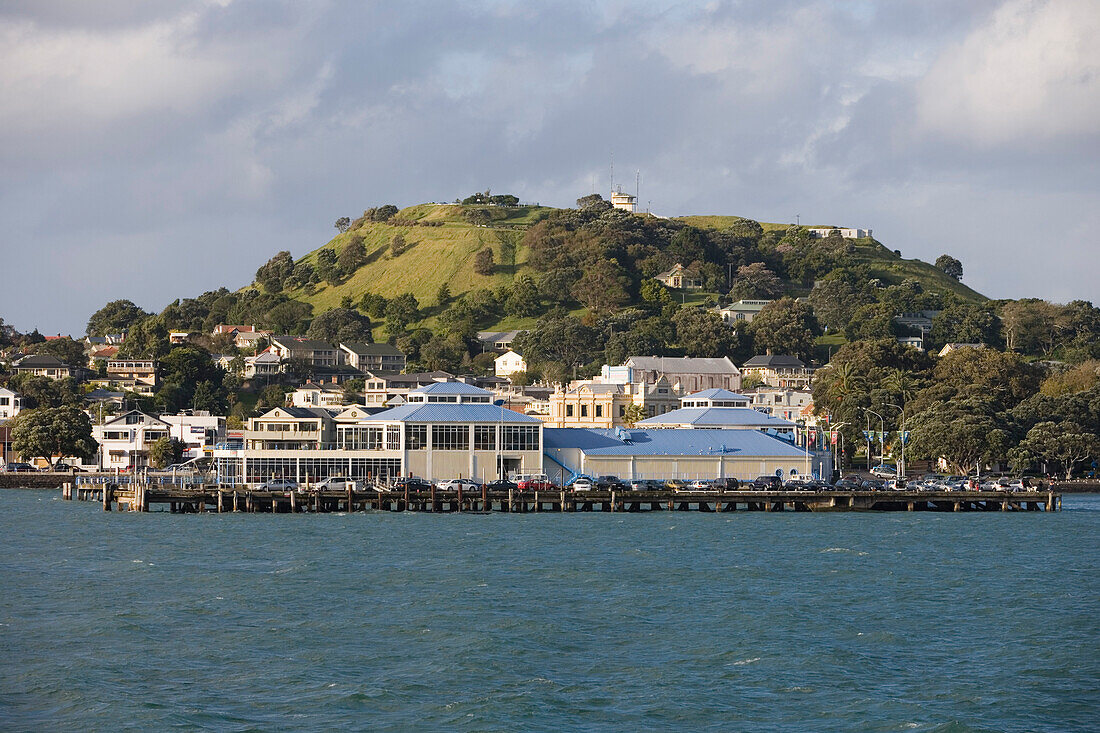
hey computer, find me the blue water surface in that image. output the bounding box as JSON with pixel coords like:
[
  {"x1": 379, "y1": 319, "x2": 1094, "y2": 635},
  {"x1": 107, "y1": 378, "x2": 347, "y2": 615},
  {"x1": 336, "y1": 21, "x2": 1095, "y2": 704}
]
[{"x1": 1, "y1": 490, "x2": 1097, "y2": 732}]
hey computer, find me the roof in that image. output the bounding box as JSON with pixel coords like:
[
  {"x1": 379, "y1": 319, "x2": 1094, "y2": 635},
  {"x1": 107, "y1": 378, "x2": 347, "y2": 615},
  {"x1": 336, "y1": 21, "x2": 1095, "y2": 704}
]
[
  {"x1": 477, "y1": 330, "x2": 525, "y2": 343},
  {"x1": 13, "y1": 354, "x2": 68, "y2": 368},
  {"x1": 251, "y1": 351, "x2": 282, "y2": 363},
  {"x1": 543, "y1": 427, "x2": 808, "y2": 458},
  {"x1": 340, "y1": 342, "x2": 404, "y2": 357},
  {"x1": 410, "y1": 382, "x2": 492, "y2": 396},
  {"x1": 362, "y1": 403, "x2": 543, "y2": 424},
  {"x1": 685, "y1": 388, "x2": 748, "y2": 401},
  {"x1": 636, "y1": 407, "x2": 794, "y2": 429},
  {"x1": 742, "y1": 355, "x2": 806, "y2": 369},
  {"x1": 271, "y1": 337, "x2": 335, "y2": 351},
  {"x1": 102, "y1": 410, "x2": 169, "y2": 427},
  {"x1": 625, "y1": 356, "x2": 739, "y2": 374},
  {"x1": 567, "y1": 383, "x2": 623, "y2": 395},
  {"x1": 260, "y1": 406, "x2": 334, "y2": 419},
  {"x1": 719, "y1": 300, "x2": 771, "y2": 312}
]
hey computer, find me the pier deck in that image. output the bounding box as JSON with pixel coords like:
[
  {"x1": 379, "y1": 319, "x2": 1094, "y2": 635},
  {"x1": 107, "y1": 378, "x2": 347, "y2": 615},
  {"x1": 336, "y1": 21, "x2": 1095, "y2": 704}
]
[{"x1": 62, "y1": 483, "x2": 1062, "y2": 514}]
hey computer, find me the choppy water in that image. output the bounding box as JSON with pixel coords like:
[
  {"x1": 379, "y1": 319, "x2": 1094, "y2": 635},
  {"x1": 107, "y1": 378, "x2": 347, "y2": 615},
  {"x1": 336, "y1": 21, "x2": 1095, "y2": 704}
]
[{"x1": 1, "y1": 490, "x2": 1098, "y2": 732}]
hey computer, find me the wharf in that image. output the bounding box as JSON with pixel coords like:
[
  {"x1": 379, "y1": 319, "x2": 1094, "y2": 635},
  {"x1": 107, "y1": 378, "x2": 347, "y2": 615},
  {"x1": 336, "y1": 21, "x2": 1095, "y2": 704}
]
[{"x1": 62, "y1": 483, "x2": 1062, "y2": 514}]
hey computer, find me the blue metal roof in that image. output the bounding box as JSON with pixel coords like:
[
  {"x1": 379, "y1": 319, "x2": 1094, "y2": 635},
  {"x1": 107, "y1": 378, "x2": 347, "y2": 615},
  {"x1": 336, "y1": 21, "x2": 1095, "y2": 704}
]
[
  {"x1": 685, "y1": 388, "x2": 748, "y2": 401},
  {"x1": 363, "y1": 403, "x2": 541, "y2": 424},
  {"x1": 636, "y1": 407, "x2": 793, "y2": 428},
  {"x1": 543, "y1": 427, "x2": 811, "y2": 458},
  {"x1": 409, "y1": 382, "x2": 492, "y2": 395}
]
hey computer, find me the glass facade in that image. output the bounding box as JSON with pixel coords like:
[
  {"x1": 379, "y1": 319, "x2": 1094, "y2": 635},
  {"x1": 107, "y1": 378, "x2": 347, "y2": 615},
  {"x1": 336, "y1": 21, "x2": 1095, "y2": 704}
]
[{"x1": 432, "y1": 425, "x2": 469, "y2": 451}]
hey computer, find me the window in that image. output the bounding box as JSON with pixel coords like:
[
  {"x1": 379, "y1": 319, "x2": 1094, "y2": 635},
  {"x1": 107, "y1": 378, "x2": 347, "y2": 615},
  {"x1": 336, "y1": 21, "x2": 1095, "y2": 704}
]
[
  {"x1": 619, "y1": 406, "x2": 625, "y2": 417},
  {"x1": 501, "y1": 425, "x2": 539, "y2": 451},
  {"x1": 595, "y1": 405, "x2": 603, "y2": 418},
  {"x1": 581, "y1": 405, "x2": 588, "y2": 417},
  {"x1": 566, "y1": 405, "x2": 573, "y2": 417},
  {"x1": 104, "y1": 431, "x2": 128, "y2": 441},
  {"x1": 405, "y1": 424, "x2": 427, "y2": 450},
  {"x1": 432, "y1": 425, "x2": 469, "y2": 451},
  {"x1": 340, "y1": 426, "x2": 382, "y2": 450},
  {"x1": 474, "y1": 425, "x2": 496, "y2": 451},
  {"x1": 386, "y1": 425, "x2": 401, "y2": 451},
  {"x1": 298, "y1": 422, "x2": 317, "y2": 432},
  {"x1": 0, "y1": 398, "x2": 8, "y2": 406},
  {"x1": 266, "y1": 423, "x2": 293, "y2": 432}
]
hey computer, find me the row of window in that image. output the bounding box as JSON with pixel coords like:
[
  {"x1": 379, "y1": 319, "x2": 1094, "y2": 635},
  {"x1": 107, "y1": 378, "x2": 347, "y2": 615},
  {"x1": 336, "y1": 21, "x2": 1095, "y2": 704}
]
[{"x1": 405, "y1": 424, "x2": 539, "y2": 451}]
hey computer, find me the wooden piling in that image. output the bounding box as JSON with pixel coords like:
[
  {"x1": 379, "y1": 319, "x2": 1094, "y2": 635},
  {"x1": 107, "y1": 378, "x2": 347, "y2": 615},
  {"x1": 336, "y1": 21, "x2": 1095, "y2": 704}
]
[{"x1": 289, "y1": 490, "x2": 297, "y2": 513}]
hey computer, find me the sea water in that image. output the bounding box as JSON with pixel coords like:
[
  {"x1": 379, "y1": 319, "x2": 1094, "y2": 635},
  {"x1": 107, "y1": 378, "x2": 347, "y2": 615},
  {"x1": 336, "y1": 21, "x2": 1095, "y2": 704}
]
[{"x1": 1, "y1": 490, "x2": 1097, "y2": 732}]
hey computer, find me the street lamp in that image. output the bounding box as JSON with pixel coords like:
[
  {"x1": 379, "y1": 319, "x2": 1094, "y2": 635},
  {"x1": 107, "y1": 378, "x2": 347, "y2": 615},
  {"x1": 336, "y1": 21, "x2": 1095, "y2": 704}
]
[
  {"x1": 886, "y1": 403, "x2": 906, "y2": 479},
  {"x1": 864, "y1": 408, "x2": 885, "y2": 469},
  {"x1": 830, "y1": 422, "x2": 849, "y2": 478}
]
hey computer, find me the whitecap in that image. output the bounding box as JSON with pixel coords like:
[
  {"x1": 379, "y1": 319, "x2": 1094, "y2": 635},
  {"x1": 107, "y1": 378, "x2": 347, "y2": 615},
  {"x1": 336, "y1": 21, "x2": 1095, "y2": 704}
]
[{"x1": 731, "y1": 657, "x2": 761, "y2": 666}]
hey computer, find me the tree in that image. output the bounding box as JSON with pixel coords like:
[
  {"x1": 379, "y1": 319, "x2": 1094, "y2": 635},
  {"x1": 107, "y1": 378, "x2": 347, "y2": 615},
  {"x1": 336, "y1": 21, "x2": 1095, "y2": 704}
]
[
  {"x1": 622, "y1": 404, "x2": 646, "y2": 427},
  {"x1": 86, "y1": 299, "x2": 151, "y2": 337},
  {"x1": 148, "y1": 436, "x2": 186, "y2": 469},
  {"x1": 576, "y1": 193, "x2": 610, "y2": 211},
  {"x1": 907, "y1": 397, "x2": 1010, "y2": 475},
  {"x1": 120, "y1": 317, "x2": 169, "y2": 359},
  {"x1": 436, "y1": 283, "x2": 451, "y2": 305},
  {"x1": 384, "y1": 294, "x2": 420, "y2": 335},
  {"x1": 672, "y1": 308, "x2": 738, "y2": 358},
  {"x1": 931, "y1": 347, "x2": 1040, "y2": 409},
  {"x1": 935, "y1": 254, "x2": 963, "y2": 280},
  {"x1": 390, "y1": 234, "x2": 407, "y2": 256},
  {"x1": 11, "y1": 406, "x2": 97, "y2": 466},
  {"x1": 158, "y1": 347, "x2": 228, "y2": 410},
  {"x1": 504, "y1": 275, "x2": 540, "y2": 317},
  {"x1": 307, "y1": 308, "x2": 373, "y2": 343},
  {"x1": 255, "y1": 251, "x2": 295, "y2": 293},
  {"x1": 749, "y1": 297, "x2": 820, "y2": 362},
  {"x1": 191, "y1": 381, "x2": 224, "y2": 414},
  {"x1": 315, "y1": 249, "x2": 339, "y2": 285},
  {"x1": 373, "y1": 204, "x2": 399, "y2": 221},
  {"x1": 266, "y1": 300, "x2": 313, "y2": 334},
  {"x1": 512, "y1": 315, "x2": 596, "y2": 378},
  {"x1": 729, "y1": 263, "x2": 783, "y2": 300},
  {"x1": 473, "y1": 247, "x2": 495, "y2": 275},
  {"x1": 338, "y1": 236, "x2": 366, "y2": 274},
  {"x1": 572, "y1": 259, "x2": 630, "y2": 315},
  {"x1": 1013, "y1": 421, "x2": 1099, "y2": 479},
  {"x1": 334, "y1": 216, "x2": 351, "y2": 233},
  {"x1": 931, "y1": 303, "x2": 999, "y2": 347},
  {"x1": 360, "y1": 293, "x2": 388, "y2": 319},
  {"x1": 342, "y1": 378, "x2": 365, "y2": 403},
  {"x1": 32, "y1": 338, "x2": 86, "y2": 370}
]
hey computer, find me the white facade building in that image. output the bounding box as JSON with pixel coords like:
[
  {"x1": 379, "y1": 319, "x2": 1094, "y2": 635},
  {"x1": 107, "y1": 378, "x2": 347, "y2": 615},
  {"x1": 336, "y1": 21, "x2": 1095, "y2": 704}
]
[{"x1": 494, "y1": 350, "x2": 527, "y2": 377}]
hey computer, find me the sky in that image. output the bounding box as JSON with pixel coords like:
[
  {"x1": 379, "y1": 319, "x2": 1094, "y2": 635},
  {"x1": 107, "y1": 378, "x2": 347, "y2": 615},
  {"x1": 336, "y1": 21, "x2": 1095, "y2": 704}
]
[{"x1": 2, "y1": 0, "x2": 1098, "y2": 337}]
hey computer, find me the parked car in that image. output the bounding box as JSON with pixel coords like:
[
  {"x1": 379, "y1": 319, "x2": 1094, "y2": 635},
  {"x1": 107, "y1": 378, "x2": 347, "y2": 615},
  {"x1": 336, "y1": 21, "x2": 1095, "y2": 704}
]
[
  {"x1": 392, "y1": 477, "x2": 433, "y2": 493},
  {"x1": 313, "y1": 476, "x2": 358, "y2": 491},
  {"x1": 664, "y1": 478, "x2": 688, "y2": 491},
  {"x1": 870, "y1": 464, "x2": 898, "y2": 478},
  {"x1": 436, "y1": 478, "x2": 482, "y2": 492},
  {"x1": 835, "y1": 476, "x2": 862, "y2": 490},
  {"x1": 860, "y1": 479, "x2": 885, "y2": 491},
  {"x1": 486, "y1": 479, "x2": 518, "y2": 491},
  {"x1": 751, "y1": 475, "x2": 783, "y2": 490},
  {"x1": 2, "y1": 462, "x2": 35, "y2": 472},
  {"x1": 516, "y1": 474, "x2": 554, "y2": 491},
  {"x1": 630, "y1": 479, "x2": 664, "y2": 491},
  {"x1": 688, "y1": 479, "x2": 714, "y2": 491},
  {"x1": 595, "y1": 475, "x2": 627, "y2": 491},
  {"x1": 260, "y1": 478, "x2": 299, "y2": 491},
  {"x1": 570, "y1": 476, "x2": 594, "y2": 492},
  {"x1": 712, "y1": 477, "x2": 741, "y2": 491}
]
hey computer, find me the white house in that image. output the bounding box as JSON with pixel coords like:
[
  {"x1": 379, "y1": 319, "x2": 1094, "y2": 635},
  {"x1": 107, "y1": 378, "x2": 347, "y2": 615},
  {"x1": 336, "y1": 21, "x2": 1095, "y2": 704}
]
[
  {"x1": 715, "y1": 299, "x2": 771, "y2": 326},
  {"x1": 288, "y1": 382, "x2": 347, "y2": 408},
  {"x1": 160, "y1": 413, "x2": 226, "y2": 460},
  {"x1": 0, "y1": 388, "x2": 22, "y2": 420},
  {"x1": 807, "y1": 227, "x2": 872, "y2": 239},
  {"x1": 93, "y1": 410, "x2": 172, "y2": 470},
  {"x1": 494, "y1": 350, "x2": 527, "y2": 378}
]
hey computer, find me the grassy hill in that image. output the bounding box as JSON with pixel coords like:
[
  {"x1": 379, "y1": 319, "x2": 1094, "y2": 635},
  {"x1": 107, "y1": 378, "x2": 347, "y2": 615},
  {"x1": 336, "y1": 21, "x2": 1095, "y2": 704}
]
[{"x1": 269, "y1": 203, "x2": 985, "y2": 336}]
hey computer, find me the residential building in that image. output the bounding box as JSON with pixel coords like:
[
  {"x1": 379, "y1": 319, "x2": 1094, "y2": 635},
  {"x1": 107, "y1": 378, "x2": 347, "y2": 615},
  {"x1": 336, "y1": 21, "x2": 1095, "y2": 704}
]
[
  {"x1": 10, "y1": 354, "x2": 72, "y2": 379},
  {"x1": 744, "y1": 388, "x2": 814, "y2": 422},
  {"x1": 269, "y1": 337, "x2": 342, "y2": 367},
  {"x1": 339, "y1": 342, "x2": 407, "y2": 373},
  {"x1": 477, "y1": 330, "x2": 526, "y2": 352},
  {"x1": 361, "y1": 371, "x2": 455, "y2": 407},
  {"x1": 807, "y1": 227, "x2": 872, "y2": 239},
  {"x1": 546, "y1": 378, "x2": 682, "y2": 429},
  {"x1": 938, "y1": 343, "x2": 985, "y2": 357},
  {"x1": 245, "y1": 350, "x2": 283, "y2": 378},
  {"x1": 622, "y1": 356, "x2": 742, "y2": 392},
  {"x1": 87, "y1": 345, "x2": 119, "y2": 366},
  {"x1": 741, "y1": 355, "x2": 814, "y2": 389},
  {"x1": 232, "y1": 330, "x2": 272, "y2": 351},
  {"x1": 169, "y1": 332, "x2": 190, "y2": 345},
  {"x1": 494, "y1": 350, "x2": 527, "y2": 378},
  {"x1": 106, "y1": 359, "x2": 159, "y2": 395},
  {"x1": 715, "y1": 299, "x2": 771, "y2": 326},
  {"x1": 93, "y1": 410, "x2": 173, "y2": 470},
  {"x1": 894, "y1": 310, "x2": 941, "y2": 336},
  {"x1": 0, "y1": 388, "x2": 22, "y2": 419},
  {"x1": 245, "y1": 407, "x2": 337, "y2": 450},
  {"x1": 897, "y1": 336, "x2": 926, "y2": 351},
  {"x1": 654, "y1": 263, "x2": 703, "y2": 290},
  {"x1": 160, "y1": 413, "x2": 226, "y2": 460},
  {"x1": 288, "y1": 382, "x2": 348, "y2": 408}
]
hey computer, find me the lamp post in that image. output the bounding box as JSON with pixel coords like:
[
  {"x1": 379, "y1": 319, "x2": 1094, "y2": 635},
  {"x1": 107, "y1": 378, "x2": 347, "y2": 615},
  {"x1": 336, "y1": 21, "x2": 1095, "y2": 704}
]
[
  {"x1": 831, "y1": 422, "x2": 849, "y2": 478},
  {"x1": 887, "y1": 403, "x2": 906, "y2": 480},
  {"x1": 865, "y1": 408, "x2": 885, "y2": 470}
]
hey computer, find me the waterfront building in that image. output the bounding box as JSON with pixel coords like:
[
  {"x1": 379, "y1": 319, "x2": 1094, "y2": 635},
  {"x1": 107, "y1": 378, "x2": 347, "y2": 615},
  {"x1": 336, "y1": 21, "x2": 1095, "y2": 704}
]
[
  {"x1": 160, "y1": 413, "x2": 226, "y2": 460},
  {"x1": 93, "y1": 410, "x2": 172, "y2": 470},
  {"x1": 0, "y1": 387, "x2": 22, "y2": 420},
  {"x1": 635, "y1": 389, "x2": 795, "y2": 434},
  {"x1": 288, "y1": 382, "x2": 348, "y2": 408},
  {"x1": 741, "y1": 355, "x2": 813, "y2": 389}
]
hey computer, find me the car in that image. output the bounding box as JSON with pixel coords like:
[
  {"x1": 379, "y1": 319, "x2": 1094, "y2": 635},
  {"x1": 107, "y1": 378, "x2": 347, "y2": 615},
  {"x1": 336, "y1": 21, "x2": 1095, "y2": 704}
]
[
  {"x1": 835, "y1": 476, "x2": 862, "y2": 490},
  {"x1": 570, "y1": 477, "x2": 593, "y2": 492},
  {"x1": 688, "y1": 479, "x2": 714, "y2": 491},
  {"x1": 783, "y1": 479, "x2": 815, "y2": 491},
  {"x1": 392, "y1": 478, "x2": 433, "y2": 493},
  {"x1": 860, "y1": 479, "x2": 885, "y2": 491},
  {"x1": 870, "y1": 464, "x2": 898, "y2": 478},
  {"x1": 595, "y1": 475, "x2": 627, "y2": 491},
  {"x1": 313, "y1": 476, "x2": 358, "y2": 491},
  {"x1": 712, "y1": 477, "x2": 742, "y2": 491},
  {"x1": 260, "y1": 478, "x2": 299, "y2": 491},
  {"x1": 162, "y1": 463, "x2": 196, "y2": 473},
  {"x1": 2, "y1": 462, "x2": 36, "y2": 472},
  {"x1": 750, "y1": 475, "x2": 783, "y2": 490},
  {"x1": 436, "y1": 478, "x2": 482, "y2": 492},
  {"x1": 516, "y1": 474, "x2": 555, "y2": 491},
  {"x1": 630, "y1": 479, "x2": 663, "y2": 491},
  {"x1": 486, "y1": 479, "x2": 518, "y2": 491},
  {"x1": 664, "y1": 478, "x2": 688, "y2": 491}
]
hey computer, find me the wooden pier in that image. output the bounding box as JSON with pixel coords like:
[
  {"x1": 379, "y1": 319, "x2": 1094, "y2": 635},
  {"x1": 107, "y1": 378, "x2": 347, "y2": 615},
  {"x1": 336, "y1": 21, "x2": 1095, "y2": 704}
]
[{"x1": 61, "y1": 482, "x2": 1063, "y2": 514}]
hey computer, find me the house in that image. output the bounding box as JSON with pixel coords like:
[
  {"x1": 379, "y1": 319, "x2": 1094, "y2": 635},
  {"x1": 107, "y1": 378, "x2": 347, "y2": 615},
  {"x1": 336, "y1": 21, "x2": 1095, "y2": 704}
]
[
  {"x1": 897, "y1": 336, "x2": 926, "y2": 351},
  {"x1": 741, "y1": 355, "x2": 813, "y2": 389},
  {"x1": 494, "y1": 350, "x2": 527, "y2": 378},
  {"x1": 543, "y1": 427, "x2": 830, "y2": 483},
  {"x1": 715, "y1": 299, "x2": 771, "y2": 326},
  {"x1": 938, "y1": 343, "x2": 985, "y2": 357},
  {"x1": 339, "y1": 342, "x2": 407, "y2": 373},
  {"x1": 0, "y1": 388, "x2": 22, "y2": 420},
  {"x1": 360, "y1": 371, "x2": 455, "y2": 407},
  {"x1": 232, "y1": 330, "x2": 272, "y2": 351},
  {"x1": 288, "y1": 382, "x2": 348, "y2": 409},
  {"x1": 654, "y1": 263, "x2": 703, "y2": 290},
  {"x1": 894, "y1": 310, "x2": 941, "y2": 336},
  {"x1": 105, "y1": 359, "x2": 159, "y2": 395},
  {"x1": 477, "y1": 330, "x2": 526, "y2": 352},
  {"x1": 84, "y1": 388, "x2": 127, "y2": 414},
  {"x1": 10, "y1": 354, "x2": 72, "y2": 379},
  {"x1": 87, "y1": 345, "x2": 119, "y2": 366},
  {"x1": 244, "y1": 407, "x2": 337, "y2": 450},
  {"x1": 214, "y1": 383, "x2": 544, "y2": 485},
  {"x1": 269, "y1": 337, "x2": 342, "y2": 367},
  {"x1": 93, "y1": 410, "x2": 173, "y2": 470},
  {"x1": 546, "y1": 378, "x2": 683, "y2": 428},
  {"x1": 743, "y1": 388, "x2": 814, "y2": 422},
  {"x1": 245, "y1": 350, "x2": 282, "y2": 378},
  {"x1": 169, "y1": 332, "x2": 190, "y2": 345},
  {"x1": 807, "y1": 227, "x2": 872, "y2": 239},
  {"x1": 160, "y1": 413, "x2": 226, "y2": 460},
  {"x1": 622, "y1": 356, "x2": 742, "y2": 392}
]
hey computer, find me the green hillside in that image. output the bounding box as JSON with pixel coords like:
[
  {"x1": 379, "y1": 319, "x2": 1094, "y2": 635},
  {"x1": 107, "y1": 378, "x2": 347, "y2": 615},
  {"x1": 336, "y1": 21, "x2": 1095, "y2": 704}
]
[{"x1": 262, "y1": 203, "x2": 984, "y2": 337}]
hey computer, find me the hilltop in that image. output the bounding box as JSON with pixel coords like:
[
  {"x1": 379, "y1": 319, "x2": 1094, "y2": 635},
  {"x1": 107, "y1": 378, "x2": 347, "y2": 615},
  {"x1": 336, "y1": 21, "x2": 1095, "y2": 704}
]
[{"x1": 263, "y1": 202, "x2": 984, "y2": 340}]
